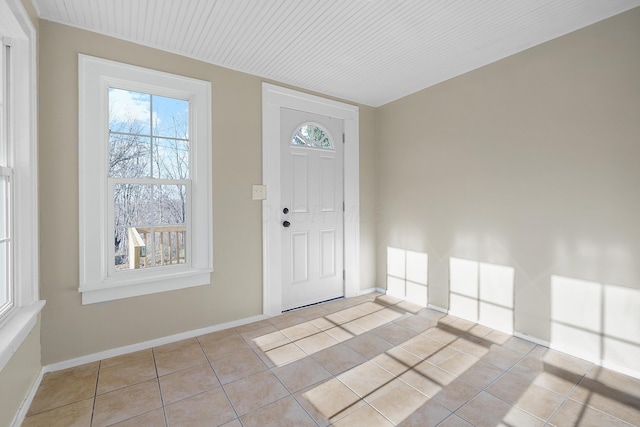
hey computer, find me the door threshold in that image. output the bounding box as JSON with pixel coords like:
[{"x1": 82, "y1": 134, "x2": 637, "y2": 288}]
[{"x1": 282, "y1": 296, "x2": 345, "y2": 313}]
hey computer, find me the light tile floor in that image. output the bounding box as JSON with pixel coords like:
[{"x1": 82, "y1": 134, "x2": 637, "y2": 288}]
[{"x1": 23, "y1": 293, "x2": 640, "y2": 426}]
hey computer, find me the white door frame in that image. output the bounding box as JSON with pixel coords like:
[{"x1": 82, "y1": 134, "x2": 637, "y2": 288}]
[{"x1": 262, "y1": 83, "x2": 360, "y2": 316}]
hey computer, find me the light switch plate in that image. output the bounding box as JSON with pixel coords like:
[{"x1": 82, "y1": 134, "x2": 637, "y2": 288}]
[{"x1": 252, "y1": 184, "x2": 267, "y2": 200}]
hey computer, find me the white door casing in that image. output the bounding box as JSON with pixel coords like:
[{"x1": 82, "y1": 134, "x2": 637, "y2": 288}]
[
  {"x1": 262, "y1": 83, "x2": 359, "y2": 316},
  {"x1": 281, "y1": 108, "x2": 344, "y2": 310}
]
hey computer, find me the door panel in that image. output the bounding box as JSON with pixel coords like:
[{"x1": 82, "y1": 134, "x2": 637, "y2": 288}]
[
  {"x1": 291, "y1": 232, "x2": 309, "y2": 283},
  {"x1": 281, "y1": 108, "x2": 344, "y2": 310},
  {"x1": 320, "y1": 229, "x2": 336, "y2": 278},
  {"x1": 320, "y1": 156, "x2": 336, "y2": 212},
  {"x1": 291, "y1": 153, "x2": 309, "y2": 213}
]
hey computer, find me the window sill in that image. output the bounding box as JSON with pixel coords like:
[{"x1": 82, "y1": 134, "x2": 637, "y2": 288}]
[
  {"x1": 80, "y1": 269, "x2": 213, "y2": 304},
  {"x1": 0, "y1": 300, "x2": 46, "y2": 372}
]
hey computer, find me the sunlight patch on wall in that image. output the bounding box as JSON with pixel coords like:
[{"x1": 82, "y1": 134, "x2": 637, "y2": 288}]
[
  {"x1": 551, "y1": 275, "x2": 640, "y2": 373},
  {"x1": 449, "y1": 258, "x2": 514, "y2": 334},
  {"x1": 550, "y1": 276, "x2": 601, "y2": 361},
  {"x1": 387, "y1": 247, "x2": 428, "y2": 306},
  {"x1": 604, "y1": 285, "x2": 640, "y2": 372}
]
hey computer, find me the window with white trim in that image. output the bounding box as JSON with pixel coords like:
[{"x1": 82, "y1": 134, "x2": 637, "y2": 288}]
[
  {"x1": 0, "y1": 38, "x2": 12, "y2": 319},
  {"x1": 79, "y1": 55, "x2": 212, "y2": 304},
  {"x1": 291, "y1": 123, "x2": 334, "y2": 149},
  {"x1": 0, "y1": 0, "x2": 42, "y2": 373}
]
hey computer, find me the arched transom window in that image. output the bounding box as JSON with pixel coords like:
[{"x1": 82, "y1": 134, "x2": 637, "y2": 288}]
[{"x1": 291, "y1": 123, "x2": 334, "y2": 150}]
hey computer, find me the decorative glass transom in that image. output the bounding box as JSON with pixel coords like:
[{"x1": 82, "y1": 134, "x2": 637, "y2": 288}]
[{"x1": 291, "y1": 123, "x2": 333, "y2": 149}]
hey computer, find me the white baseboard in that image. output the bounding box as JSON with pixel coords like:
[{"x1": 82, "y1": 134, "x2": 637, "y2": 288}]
[
  {"x1": 514, "y1": 331, "x2": 550, "y2": 347},
  {"x1": 11, "y1": 367, "x2": 45, "y2": 427},
  {"x1": 358, "y1": 287, "x2": 385, "y2": 295},
  {"x1": 15, "y1": 313, "x2": 266, "y2": 426},
  {"x1": 43, "y1": 314, "x2": 268, "y2": 374},
  {"x1": 600, "y1": 360, "x2": 640, "y2": 380},
  {"x1": 26, "y1": 298, "x2": 640, "y2": 423},
  {"x1": 427, "y1": 304, "x2": 448, "y2": 313}
]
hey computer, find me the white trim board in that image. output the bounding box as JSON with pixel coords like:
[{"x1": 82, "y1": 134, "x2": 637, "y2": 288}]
[
  {"x1": 514, "y1": 331, "x2": 550, "y2": 348},
  {"x1": 43, "y1": 314, "x2": 268, "y2": 373},
  {"x1": 427, "y1": 304, "x2": 448, "y2": 314},
  {"x1": 0, "y1": 301, "x2": 45, "y2": 372},
  {"x1": 358, "y1": 287, "x2": 386, "y2": 296},
  {"x1": 261, "y1": 83, "x2": 360, "y2": 316},
  {"x1": 11, "y1": 368, "x2": 45, "y2": 427},
  {"x1": 14, "y1": 314, "x2": 267, "y2": 427}
]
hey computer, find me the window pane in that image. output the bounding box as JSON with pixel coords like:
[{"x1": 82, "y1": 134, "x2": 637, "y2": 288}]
[
  {"x1": 0, "y1": 175, "x2": 7, "y2": 239},
  {"x1": 291, "y1": 123, "x2": 334, "y2": 150},
  {"x1": 0, "y1": 188, "x2": 4, "y2": 293},
  {"x1": 155, "y1": 184, "x2": 187, "y2": 225},
  {"x1": 0, "y1": 43, "x2": 4, "y2": 167},
  {"x1": 114, "y1": 225, "x2": 154, "y2": 270},
  {"x1": 114, "y1": 183, "x2": 187, "y2": 270},
  {"x1": 0, "y1": 242, "x2": 7, "y2": 307},
  {"x1": 114, "y1": 183, "x2": 154, "y2": 228},
  {"x1": 153, "y1": 138, "x2": 189, "y2": 179},
  {"x1": 109, "y1": 90, "x2": 190, "y2": 180},
  {"x1": 151, "y1": 225, "x2": 187, "y2": 268},
  {"x1": 108, "y1": 88, "x2": 151, "y2": 134},
  {"x1": 109, "y1": 134, "x2": 150, "y2": 178},
  {"x1": 151, "y1": 95, "x2": 189, "y2": 139},
  {"x1": 0, "y1": 175, "x2": 9, "y2": 309}
]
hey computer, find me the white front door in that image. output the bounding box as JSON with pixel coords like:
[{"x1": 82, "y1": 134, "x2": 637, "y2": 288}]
[{"x1": 280, "y1": 108, "x2": 344, "y2": 310}]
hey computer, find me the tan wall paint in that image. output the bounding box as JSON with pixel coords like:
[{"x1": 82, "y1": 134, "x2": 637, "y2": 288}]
[
  {"x1": 358, "y1": 105, "x2": 379, "y2": 290},
  {"x1": 38, "y1": 20, "x2": 376, "y2": 364},
  {"x1": 37, "y1": 5, "x2": 637, "y2": 367},
  {"x1": 0, "y1": 320, "x2": 42, "y2": 427},
  {"x1": 376, "y1": 8, "x2": 640, "y2": 341}
]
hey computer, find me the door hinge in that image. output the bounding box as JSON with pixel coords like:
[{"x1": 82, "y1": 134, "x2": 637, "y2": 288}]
[
  {"x1": 343, "y1": 270, "x2": 346, "y2": 280},
  {"x1": 342, "y1": 133, "x2": 345, "y2": 143},
  {"x1": 343, "y1": 201, "x2": 345, "y2": 212}
]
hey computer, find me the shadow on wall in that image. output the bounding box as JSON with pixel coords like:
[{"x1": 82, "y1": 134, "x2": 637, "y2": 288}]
[
  {"x1": 550, "y1": 275, "x2": 640, "y2": 377},
  {"x1": 448, "y1": 257, "x2": 515, "y2": 335},
  {"x1": 386, "y1": 247, "x2": 428, "y2": 306}
]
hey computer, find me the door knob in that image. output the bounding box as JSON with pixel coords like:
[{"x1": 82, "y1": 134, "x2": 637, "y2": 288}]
[
  {"x1": 283, "y1": 221, "x2": 291, "y2": 228},
  {"x1": 283, "y1": 207, "x2": 289, "y2": 214}
]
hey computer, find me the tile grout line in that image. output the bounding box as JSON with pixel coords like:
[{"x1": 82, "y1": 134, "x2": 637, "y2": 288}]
[
  {"x1": 246, "y1": 327, "x2": 324, "y2": 426},
  {"x1": 258, "y1": 309, "x2": 373, "y2": 426},
  {"x1": 542, "y1": 366, "x2": 589, "y2": 427},
  {"x1": 559, "y1": 363, "x2": 637, "y2": 427},
  {"x1": 90, "y1": 360, "x2": 101, "y2": 427},
  {"x1": 472, "y1": 343, "x2": 565, "y2": 425},
  {"x1": 440, "y1": 342, "x2": 534, "y2": 425},
  {"x1": 199, "y1": 337, "x2": 244, "y2": 426},
  {"x1": 24, "y1": 297, "x2": 640, "y2": 426},
  {"x1": 151, "y1": 347, "x2": 171, "y2": 427}
]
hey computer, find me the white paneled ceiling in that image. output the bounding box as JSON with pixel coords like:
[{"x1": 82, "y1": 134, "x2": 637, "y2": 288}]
[{"x1": 32, "y1": 0, "x2": 640, "y2": 106}]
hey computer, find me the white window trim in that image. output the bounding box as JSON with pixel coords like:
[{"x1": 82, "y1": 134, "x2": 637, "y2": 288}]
[
  {"x1": 0, "y1": 0, "x2": 44, "y2": 372},
  {"x1": 78, "y1": 55, "x2": 213, "y2": 304}
]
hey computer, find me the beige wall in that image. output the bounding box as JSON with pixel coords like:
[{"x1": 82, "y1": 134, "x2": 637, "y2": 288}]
[
  {"x1": 38, "y1": 20, "x2": 376, "y2": 364},
  {"x1": 0, "y1": 320, "x2": 42, "y2": 427},
  {"x1": 36, "y1": 3, "x2": 638, "y2": 369},
  {"x1": 358, "y1": 105, "x2": 379, "y2": 290},
  {"x1": 377, "y1": 8, "x2": 640, "y2": 343}
]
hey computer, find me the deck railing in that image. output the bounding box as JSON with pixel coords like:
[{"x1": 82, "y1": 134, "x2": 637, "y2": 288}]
[{"x1": 128, "y1": 225, "x2": 186, "y2": 269}]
